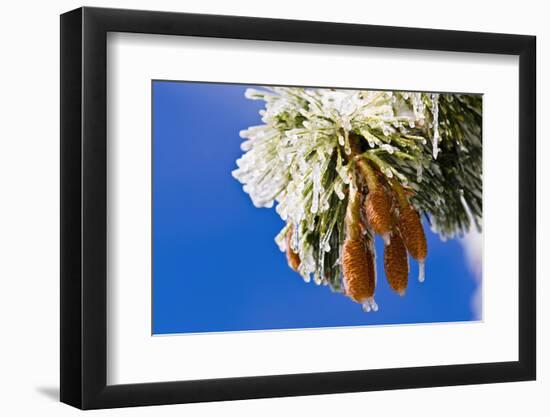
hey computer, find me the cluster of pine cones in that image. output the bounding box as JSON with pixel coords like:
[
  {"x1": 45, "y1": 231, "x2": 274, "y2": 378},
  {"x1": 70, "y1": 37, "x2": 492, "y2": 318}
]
[{"x1": 285, "y1": 134, "x2": 428, "y2": 312}]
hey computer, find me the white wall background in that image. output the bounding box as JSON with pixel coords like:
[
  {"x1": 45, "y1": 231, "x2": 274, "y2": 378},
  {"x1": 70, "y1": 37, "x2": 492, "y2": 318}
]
[{"x1": 0, "y1": 0, "x2": 544, "y2": 415}]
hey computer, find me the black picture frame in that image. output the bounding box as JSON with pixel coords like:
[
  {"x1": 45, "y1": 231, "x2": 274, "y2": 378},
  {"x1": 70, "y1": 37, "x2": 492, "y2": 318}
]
[{"x1": 60, "y1": 6, "x2": 536, "y2": 410}]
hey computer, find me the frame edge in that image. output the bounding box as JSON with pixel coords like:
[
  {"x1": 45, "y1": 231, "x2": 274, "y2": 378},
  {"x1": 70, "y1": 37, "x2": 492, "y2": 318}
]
[
  {"x1": 60, "y1": 7, "x2": 84, "y2": 409},
  {"x1": 518, "y1": 34, "x2": 537, "y2": 381}
]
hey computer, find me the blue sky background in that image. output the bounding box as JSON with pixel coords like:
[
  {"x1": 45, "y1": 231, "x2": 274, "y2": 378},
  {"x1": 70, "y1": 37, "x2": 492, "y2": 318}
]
[{"x1": 152, "y1": 81, "x2": 479, "y2": 335}]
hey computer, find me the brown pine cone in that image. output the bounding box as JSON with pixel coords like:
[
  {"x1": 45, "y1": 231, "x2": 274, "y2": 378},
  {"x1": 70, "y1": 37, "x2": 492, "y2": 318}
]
[
  {"x1": 398, "y1": 205, "x2": 427, "y2": 261},
  {"x1": 384, "y1": 231, "x2": 409, "y2": 295},
  {"x1": 342, "y1": 238, "x2": 375, "y2": 303},
  {"x1": 364, "y1": 188, "x2": 392, "y2": 243},
  {"x1": 285, "y1": 227, "x2": 300, "y2": 271}
]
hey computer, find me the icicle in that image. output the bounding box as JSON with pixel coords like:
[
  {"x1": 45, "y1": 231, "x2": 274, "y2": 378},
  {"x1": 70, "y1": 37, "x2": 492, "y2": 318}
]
[
  {"x1": 416, "y1": 163, "x2": 423, "y2": 183},
  {"x1": 275, "y1": 228, "x2": 288, "y2": 252},
  {"x1": 362, "y1": 297, "x2": 378, "y2": 312},
  {"x1": 366, "y1": 135, "x2": 375, "y2": 148},
  {"x1": 337, "y1": 132, "x2": 345, "y2": 146},
  {"x1": 298, "y1": 156, "x2": 308, "y2": 175},
  {"x1": 418, "y1": 260, "x2": 426, "y2": 282},
  {"x1": 411, "y1": 93, "x2": 425, "y2": 121},
  {"x1": 431, "y1": 93, "x2": 440, "y2": 159},
  {"x1": 311, "y1": 162, "x2": 321, "y2": 214},
  {"x1": 291, "y1": 222, "x2": 300, "y2": 251},
  {"x1": 340, "y1": 114, "x2": 352, "y2": 132},
  {"x1": 313, "y1": 270, "x2": 322, "y2": 285},
  {"x1": 334, "y1": 181, "x2": 345, "y2": 200},
  {"x1": 343, "y1": 130, "x2": 352, "y2": 155}
]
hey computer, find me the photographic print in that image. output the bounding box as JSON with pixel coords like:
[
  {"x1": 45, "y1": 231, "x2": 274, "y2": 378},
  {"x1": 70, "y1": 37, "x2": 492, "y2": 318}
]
[{"x1": 152, "y1": 81, "x2": 482, "y2": 335}]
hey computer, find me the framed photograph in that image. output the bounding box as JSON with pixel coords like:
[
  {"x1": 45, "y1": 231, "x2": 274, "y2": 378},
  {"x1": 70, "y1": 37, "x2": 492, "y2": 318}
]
[{"x1": 60, "y1": 6, "x2": 536, "y2": 409}]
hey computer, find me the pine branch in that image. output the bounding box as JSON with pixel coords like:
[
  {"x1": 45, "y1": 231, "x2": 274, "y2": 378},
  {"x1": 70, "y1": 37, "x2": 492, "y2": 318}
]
[{"x1": 233, "y1": 87, "x2": 482, "y2": 302}]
